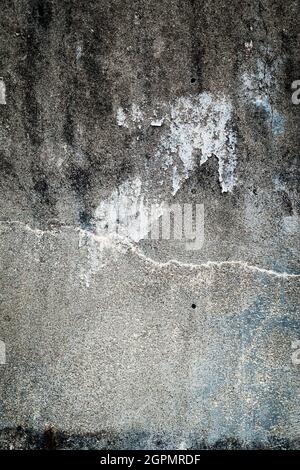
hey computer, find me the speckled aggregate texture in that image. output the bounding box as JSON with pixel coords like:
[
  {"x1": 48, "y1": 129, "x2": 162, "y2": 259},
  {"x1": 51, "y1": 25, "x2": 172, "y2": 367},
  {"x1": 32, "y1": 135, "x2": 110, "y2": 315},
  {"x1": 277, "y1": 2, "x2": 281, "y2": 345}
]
[{"x1": 0, "y1": 0, "x2": 299, "y2": 450}]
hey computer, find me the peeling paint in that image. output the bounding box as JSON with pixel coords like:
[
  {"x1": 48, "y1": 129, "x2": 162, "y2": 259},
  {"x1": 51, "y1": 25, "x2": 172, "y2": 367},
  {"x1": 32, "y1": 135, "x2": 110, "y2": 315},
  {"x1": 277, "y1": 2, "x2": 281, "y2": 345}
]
[
  {"x1": 156, "y1": 93, "x2": 237, "y2": 193},
  {"x1": 115, "y1": 93, "x2": 237, "y2": 194},
  {"x1": 116, "y1": 106, "x2": 127, "y2": 127}
]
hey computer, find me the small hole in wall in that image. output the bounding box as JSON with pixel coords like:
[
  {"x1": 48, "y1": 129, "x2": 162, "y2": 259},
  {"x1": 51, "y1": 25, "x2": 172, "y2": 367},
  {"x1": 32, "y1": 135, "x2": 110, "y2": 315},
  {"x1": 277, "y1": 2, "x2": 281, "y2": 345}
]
[
  {"x1": 191, "y1": 78, "x2": 197, "y2": 84},
  {"x1": 191, "y1": 303, "x2": 196, "y2": 309}
]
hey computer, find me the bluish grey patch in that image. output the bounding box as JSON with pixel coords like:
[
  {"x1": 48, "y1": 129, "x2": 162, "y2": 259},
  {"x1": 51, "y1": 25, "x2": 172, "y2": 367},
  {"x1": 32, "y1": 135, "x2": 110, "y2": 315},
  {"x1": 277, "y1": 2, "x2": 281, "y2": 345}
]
[
  {"x1": 271, "y1": 111, "x2": 285, "y2": 135},
  {"x1": 187, "y1": 294, "x2": 298, "y2": 446},
  {"x1": 271, "y1": 260, "x2": 297, "y2": 276},
  {"x1": 254, "y1": 98, "x2": 285, "y2": 135}
]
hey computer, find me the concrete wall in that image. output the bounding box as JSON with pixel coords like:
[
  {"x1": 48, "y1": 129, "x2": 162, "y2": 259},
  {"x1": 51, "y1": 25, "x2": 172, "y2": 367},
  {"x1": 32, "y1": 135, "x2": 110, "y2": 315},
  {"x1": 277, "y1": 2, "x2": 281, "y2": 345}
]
[{"x1": 0, "y1": 0, "x2": 299, "y2": 449}]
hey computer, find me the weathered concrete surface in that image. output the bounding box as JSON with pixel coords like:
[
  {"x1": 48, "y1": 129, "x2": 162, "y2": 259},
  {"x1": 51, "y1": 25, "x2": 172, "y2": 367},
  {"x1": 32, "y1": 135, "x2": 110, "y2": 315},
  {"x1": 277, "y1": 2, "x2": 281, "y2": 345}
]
[{"x1": 0, "y1": 0, "x2": 299, "y2": 449}]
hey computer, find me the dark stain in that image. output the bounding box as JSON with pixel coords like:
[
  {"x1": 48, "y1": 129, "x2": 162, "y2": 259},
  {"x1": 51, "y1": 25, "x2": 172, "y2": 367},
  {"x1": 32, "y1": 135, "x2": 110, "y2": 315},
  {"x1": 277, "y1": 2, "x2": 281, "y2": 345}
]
[
  {"x1": 0, "y1": 157, "x2": 14, "y2": 177},
  {"x1": 36, "y1": 0, "x2": 52, "y2": 30},
  {"x1": 33, "y1": 177, "x2": 50, "y2": 205},
  {"x1": 280, "y1": 30, "x2": 300, "y2": 93},
  {"x1": 195, "y1": 154, "x2": 220, "y2": 193},
  {"x1": 63, "y1": 103, "x2": 75, "y2": 146},
  {"x1": 79, "y1": 209, "x2": 93, "y2": 230},
  {"x1": 281, "y1": 192, "x2": 293, "y2": 215},
  {"x1": 68, "y1": 166, "x2": 91, "y2": 197},
  {"x1": 43, "y1": 426, "x2": 56, "y2": 450},
  {"x1": 0, "y1": 427, "x2": 298, "y2": 450},
  {"x1": 116, "y1": 158, "x2": 134, "y2": 186},
  {"x1": 81, "y1": 42, "x2": 112, "y2": 118},
  {"x1": 276, "y1": 158, "x2": 300, "y2": 214},
  {"x1": 19, "y1": 0, "x2": 53, "y2": 148},
  {"x1": 30, "y1": 161, "x2": 58, "y2": 222},
  {"x1": 0, "y1": 157, "x2": 32, "y2": 203},
  {"x1": 189, "y1": 0, "x2": 205, "y2": 92},
  {"x1": 61, "y1": 4, "x2": 113, "y2": 149},
  {"x1": 66, "y1": 160, "x2": 97, "y2": 230},
  {"x1": 253, "y1": 106, "x2": 269, "y2": 137},
  {"x1": 61, "y1": 3, "x2": 76, "y2": 147}
]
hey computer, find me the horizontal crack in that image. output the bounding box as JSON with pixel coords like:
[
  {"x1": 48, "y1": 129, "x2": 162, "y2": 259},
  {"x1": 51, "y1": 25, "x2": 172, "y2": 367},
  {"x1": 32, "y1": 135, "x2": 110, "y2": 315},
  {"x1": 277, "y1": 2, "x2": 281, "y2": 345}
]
[{"x1": 1, "y1": 220, "x2": 299, "y2": 279}]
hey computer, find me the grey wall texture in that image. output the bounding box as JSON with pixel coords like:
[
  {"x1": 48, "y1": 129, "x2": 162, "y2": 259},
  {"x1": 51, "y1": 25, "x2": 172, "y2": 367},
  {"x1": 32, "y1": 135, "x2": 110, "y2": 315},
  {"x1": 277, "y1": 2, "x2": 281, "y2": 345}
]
[{"x1": 0, "y1": 0, "x2": 299, "y2": 450}]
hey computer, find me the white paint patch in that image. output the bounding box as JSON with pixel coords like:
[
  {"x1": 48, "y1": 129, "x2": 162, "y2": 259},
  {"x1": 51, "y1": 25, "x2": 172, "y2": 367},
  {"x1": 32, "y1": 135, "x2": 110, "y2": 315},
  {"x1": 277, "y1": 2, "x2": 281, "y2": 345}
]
[
  {"x1": 153, "y1": 37, "x2": 165, "y2": 58},
  {"x1": 0, "y1": 79, "x2": 6, "y2": 105},
  {"x1": 245, "y1": 40, "x2": 253, "y2": 52},
  {"x1": 172, "y1": 166, "x2": 181, "y2": 196},
  {"x1": 116, "y1": 106, "x2": 127, "y2": 127},
  {"x1": 177, "y1": 441, "x2": 188, "y2": 450},
  {"x1": 81, "y1": 177, "x2": 167, "y2": 285},
  {"x1": 131, "y1": 103, "x2": 144, "y2": 124},
  {"x1": 116, "y1": 104, "x2": 144, "y2": 128},
  {"x1": 151, "y1": 117, "x2": 164, "y2": 127},
  {"x1": 94, "y1": 177, "x2": 165, "y2": 243},
  {"x1": 95, "y1": 177, "x2": 145, "y2": 242},
  {"x1": 155, "y1": 92, "x2": 237, "y2": 193}
]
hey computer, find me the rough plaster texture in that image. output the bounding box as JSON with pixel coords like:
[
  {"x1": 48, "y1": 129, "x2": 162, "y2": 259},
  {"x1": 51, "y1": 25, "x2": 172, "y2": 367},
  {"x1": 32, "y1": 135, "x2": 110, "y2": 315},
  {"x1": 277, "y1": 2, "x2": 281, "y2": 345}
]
[{"x1": 0, "y1": 0, "x2": 299, "y2": 449}]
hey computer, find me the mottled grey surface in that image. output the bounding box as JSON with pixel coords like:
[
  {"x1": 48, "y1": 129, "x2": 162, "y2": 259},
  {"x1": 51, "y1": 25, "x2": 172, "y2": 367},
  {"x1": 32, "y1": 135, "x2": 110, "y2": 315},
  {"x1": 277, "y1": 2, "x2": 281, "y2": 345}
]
[{"x1": 0, "y1": 0, "x2": 299, "y2": 449}]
